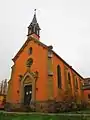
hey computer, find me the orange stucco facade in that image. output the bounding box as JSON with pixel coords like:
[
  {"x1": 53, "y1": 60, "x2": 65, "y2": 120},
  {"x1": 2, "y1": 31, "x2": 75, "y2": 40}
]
[
  {"x1": 7, "y1": 38, "x2": 49, "y2": 103},
  {"x1": 7, "y1": 13, "x2": 84, "y2": 105},
  {"x1": 7, "y1": 35, "x2": 84, "y2": 104}
]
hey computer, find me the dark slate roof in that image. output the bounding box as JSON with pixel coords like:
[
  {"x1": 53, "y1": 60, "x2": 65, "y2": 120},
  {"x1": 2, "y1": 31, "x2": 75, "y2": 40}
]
[
  {"x1": 31, "y1": 14, "x2": 37, "y2": 24},
  {"x1": 28, "y1": 13, "x2": 40, "y2": 30}
]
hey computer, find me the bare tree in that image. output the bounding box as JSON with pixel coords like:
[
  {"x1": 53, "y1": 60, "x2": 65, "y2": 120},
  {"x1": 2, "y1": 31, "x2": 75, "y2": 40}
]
[{"x1": 0, "y1": 79, "x2": 8, "y2": 95}]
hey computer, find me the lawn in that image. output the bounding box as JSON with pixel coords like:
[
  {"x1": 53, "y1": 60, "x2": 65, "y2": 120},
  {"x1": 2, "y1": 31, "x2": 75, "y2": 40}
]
[{"x1": 0, "y1": 112, "x2": 90, "y2": 120}]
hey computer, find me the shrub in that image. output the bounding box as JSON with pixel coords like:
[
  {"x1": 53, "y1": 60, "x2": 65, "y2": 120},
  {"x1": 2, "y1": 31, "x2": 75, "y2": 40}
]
[
  {"x1": 30, "y1": 101, "x2": 36, "y2": 112},
  {"x1": 47, "y1": 100, "x2": 57, "y2": 113},
  {"x1": 4, "y1": 102, "x2": 11, "y2": 112},
  {"x1": 4, "y1": 98, "x2": 88, "y2": 113}
]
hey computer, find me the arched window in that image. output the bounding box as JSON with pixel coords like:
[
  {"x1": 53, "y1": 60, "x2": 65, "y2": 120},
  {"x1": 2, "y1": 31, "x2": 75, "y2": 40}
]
[
  {"x1": 28, "y1": 47, "x2": 32, "y2": 55},
  {"x1": 68, "y1": 72, "x2": 71, "y2": 84},
  {"x1": 37, "y1": 30, "x2": 39, "y2": 35},
  {"x1": 57, "y1": 65, "x2": 62, "y2": 88},
  {"x1": 38, "y1": 30, "x2": 40, "y2": 36},
  {"x1": 28, "y1": 27, "x2": 32, "y2": 35},
  {"x1": 75, "y1": 78, "x2": 78, "y2": 89},
  {"x1": 33, "y1": 26, "x2": 35, "y2": 32},
  {"x1": 35, "y1": 28, "x2": 37, "y2": 34},
  {"x1": 32, "y1": 26, "x2": 34, "y2": 32}
]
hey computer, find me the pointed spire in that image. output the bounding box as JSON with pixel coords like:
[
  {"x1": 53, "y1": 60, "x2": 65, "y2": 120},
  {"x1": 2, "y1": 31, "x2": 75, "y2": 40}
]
[
  {"x1": 27, "y1": 9, "x2": 41, "y2": 40},
  {"x1": 31, "y1": 9, "x2": 37, "y2": 24}
]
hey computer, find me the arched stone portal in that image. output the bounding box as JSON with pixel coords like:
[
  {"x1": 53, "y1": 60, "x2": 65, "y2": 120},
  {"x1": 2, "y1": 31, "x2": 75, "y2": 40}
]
[{"x1": 20, "y1": 72, "x2": 37, "y2": 105}]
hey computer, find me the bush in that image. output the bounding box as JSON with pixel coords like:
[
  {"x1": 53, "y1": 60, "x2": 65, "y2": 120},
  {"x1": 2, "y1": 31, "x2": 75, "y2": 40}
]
[
  {"x1": 4, "y1": 99, "x2": 88, "y2": 113},
  {"x1": 4, "y1": 102, "x2": 11, "y2": 111},
  {"x1": 47, "y1": 100, "x2": 57, "y2": 113},
  {"x1": 30, "y1": 101, "x2": 36, "y2": 112}
]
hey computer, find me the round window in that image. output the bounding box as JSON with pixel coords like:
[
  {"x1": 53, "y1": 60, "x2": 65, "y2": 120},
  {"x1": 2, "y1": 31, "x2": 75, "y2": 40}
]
[{"x1": 26, "y1": 58, "x2": 33, "y2": 67}]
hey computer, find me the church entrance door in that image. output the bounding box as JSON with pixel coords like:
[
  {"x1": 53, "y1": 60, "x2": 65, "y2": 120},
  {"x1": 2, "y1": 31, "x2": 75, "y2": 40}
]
[{"x1": 24, "y1": 85, "x2": 32, "y2": 105}]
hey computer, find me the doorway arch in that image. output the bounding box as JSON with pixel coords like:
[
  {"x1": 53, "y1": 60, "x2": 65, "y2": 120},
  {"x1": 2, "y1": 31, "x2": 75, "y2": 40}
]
[{"x1": 20, "y1": 72, "x2": 36, "y2": 104}]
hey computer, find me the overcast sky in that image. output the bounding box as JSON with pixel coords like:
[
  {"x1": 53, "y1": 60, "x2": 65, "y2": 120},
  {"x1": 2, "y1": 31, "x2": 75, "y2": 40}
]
[{"x1": 0, "y1": 0, "x2": 90, "y2": 81}]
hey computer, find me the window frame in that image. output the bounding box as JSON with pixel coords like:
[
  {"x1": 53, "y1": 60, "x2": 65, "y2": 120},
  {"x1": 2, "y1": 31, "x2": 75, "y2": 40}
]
[
  {"x1": 28, "y1": 47, "x2": 32, "y2": 55},
  {"x1": 57, "y1": 65, "x2": 62, "y2": 89},
  {"x1": 88, "y1": 94, "x2": 90, "y2": 99},
  {"x1": 75, "y1": 77, "x2": 78, "y2": 89},
  {"x1": 68, "y1": 72, "x2": 71, "y2": 84}
]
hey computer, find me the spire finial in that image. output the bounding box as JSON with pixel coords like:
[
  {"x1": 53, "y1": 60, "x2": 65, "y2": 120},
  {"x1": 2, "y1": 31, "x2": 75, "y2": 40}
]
[{"x1": 34, "y1": 9, "x2": 36, "y2": 15}]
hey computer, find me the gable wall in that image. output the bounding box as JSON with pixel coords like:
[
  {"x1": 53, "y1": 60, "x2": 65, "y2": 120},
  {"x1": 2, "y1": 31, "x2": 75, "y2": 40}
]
[{"x1": 9, "y1": 39, "x2": 48, "y2": 103}]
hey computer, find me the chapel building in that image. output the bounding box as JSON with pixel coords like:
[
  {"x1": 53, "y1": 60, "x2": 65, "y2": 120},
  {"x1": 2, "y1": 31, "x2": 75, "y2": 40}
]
[{"x1": 7, "y1": 11, "x2": 84, "y2": 106}]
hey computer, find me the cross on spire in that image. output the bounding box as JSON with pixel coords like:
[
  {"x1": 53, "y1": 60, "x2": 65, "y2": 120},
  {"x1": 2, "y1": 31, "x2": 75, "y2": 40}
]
[{"x1": 34, "y1": 9, "x2": 36, "y2": 13}]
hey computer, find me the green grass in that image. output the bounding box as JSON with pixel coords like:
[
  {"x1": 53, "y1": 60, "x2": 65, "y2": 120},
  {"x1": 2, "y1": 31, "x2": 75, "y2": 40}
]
[{"x1": 0, "y1": 112, "x2": 90, "y2": 120}]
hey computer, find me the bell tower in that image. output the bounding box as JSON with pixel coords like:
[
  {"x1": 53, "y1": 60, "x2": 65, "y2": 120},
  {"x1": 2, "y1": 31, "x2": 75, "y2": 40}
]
[{"x1": 27, "y1": 9, "x2": 41, "y2": 40}]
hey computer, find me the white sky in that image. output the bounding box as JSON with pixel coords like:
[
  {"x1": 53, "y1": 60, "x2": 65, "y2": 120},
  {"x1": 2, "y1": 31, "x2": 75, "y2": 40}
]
[{"x1": 0, "y1": 0, "x2": 90, "y2": 81}]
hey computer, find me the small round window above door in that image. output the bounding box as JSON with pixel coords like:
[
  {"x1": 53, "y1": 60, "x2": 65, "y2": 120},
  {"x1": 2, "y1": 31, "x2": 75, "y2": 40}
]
[{"x1": 26, "y1": 58, "x2": 33, "y2": 67}]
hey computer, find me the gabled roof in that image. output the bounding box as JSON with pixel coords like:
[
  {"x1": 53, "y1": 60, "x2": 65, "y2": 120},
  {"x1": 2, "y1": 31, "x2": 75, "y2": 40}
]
[
  {"x1": 12, "y1": 35, "x2": 84, "y2": 79},
  {"x1": 12, "y1": 36, "x2": 48, "y2": 62}
]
